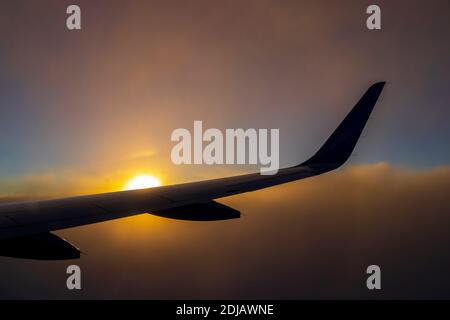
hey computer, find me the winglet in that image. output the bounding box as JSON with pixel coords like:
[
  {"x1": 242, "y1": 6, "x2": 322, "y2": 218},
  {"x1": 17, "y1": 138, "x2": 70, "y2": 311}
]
[{"x1": 300, "y1": 82, "x2": 385, "y2": 171}]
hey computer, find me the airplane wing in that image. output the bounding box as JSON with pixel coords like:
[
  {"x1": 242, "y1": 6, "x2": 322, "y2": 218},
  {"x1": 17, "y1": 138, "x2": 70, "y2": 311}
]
[{"x1": 0, "y1": 82, "x2": 385, "y2": 259}]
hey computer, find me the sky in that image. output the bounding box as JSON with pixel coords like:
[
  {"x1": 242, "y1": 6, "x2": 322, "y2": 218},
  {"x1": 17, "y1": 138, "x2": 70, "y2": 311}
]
[{"x1": 0, "y1": 0, "x2": 449, "y2": 298}]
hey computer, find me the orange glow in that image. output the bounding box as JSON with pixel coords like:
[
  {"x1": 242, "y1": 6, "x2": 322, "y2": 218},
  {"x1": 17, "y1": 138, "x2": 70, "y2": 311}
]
[{"x1": 124, "y1": 175, "x2": 161, "y2": 190}]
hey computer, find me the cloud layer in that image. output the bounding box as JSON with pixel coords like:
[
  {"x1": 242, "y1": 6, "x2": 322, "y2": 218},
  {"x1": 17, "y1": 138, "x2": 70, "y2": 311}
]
[{"x1": 1, "y1": 163, "x2": 450, "y2": 299}]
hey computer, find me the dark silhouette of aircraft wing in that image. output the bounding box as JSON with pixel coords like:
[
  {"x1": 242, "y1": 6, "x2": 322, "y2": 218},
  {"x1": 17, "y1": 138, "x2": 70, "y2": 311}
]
[{"x1": 0, "y1": 82, "x2": 385, "y2": 259}]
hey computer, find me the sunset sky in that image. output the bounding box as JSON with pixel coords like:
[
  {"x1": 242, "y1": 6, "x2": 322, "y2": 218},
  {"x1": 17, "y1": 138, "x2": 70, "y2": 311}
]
[{"x1": 0, "y1": 0, "x2": 449, "y2": 298}]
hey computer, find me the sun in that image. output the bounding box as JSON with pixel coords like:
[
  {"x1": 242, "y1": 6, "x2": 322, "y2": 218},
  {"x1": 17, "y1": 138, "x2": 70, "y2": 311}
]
[{"x1": 124, "y1": 175, "x2": 161, "y2": 190}]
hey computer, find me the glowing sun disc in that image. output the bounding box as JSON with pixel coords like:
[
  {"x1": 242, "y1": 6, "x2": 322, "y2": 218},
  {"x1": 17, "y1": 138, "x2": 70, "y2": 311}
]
[{"x1": 124, "y1": 175, "x2": 161, "y2": 190}]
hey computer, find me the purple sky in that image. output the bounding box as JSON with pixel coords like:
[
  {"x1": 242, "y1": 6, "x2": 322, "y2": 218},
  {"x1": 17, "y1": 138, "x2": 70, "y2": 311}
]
[{"x1": 0, "y1": 0, "x2": 449, "y2": 182}]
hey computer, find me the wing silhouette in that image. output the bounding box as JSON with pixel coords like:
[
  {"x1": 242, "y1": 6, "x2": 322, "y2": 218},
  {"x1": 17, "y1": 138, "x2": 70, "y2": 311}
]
[{"x1": 0, "y1": 82, "x2": 385, "y2": 259}]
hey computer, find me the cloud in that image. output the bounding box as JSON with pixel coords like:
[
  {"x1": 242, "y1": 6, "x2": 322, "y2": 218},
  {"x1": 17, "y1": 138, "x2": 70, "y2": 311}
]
[{"x1": 1, "y1": 163, "x2": 450, "y2": 298}]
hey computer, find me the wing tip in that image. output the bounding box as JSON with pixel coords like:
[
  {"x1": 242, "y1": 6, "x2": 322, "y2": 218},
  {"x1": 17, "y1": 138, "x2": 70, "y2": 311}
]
[
  {"x1": 299, "y1": 81, "x2": 385, "y2": 171},
  {"x1": 370, "y1": 81, "x2": 386, "y2": 93}
]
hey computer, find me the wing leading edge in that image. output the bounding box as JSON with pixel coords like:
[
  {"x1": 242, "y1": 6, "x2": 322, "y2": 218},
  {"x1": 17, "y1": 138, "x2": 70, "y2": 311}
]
[{"x1": 0, "y1": 82, "x2": 385, "y2": 259}]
